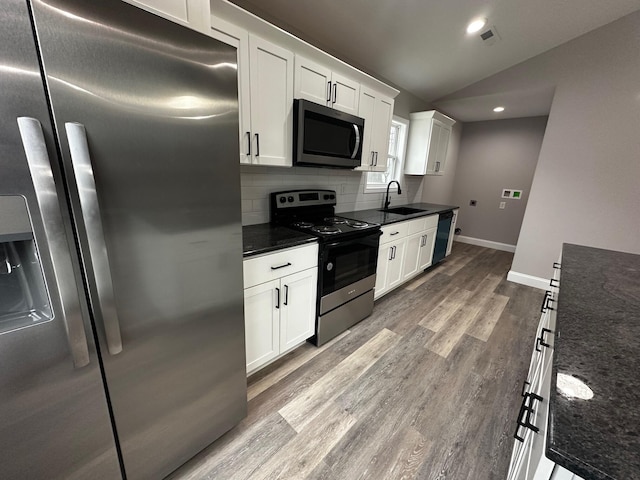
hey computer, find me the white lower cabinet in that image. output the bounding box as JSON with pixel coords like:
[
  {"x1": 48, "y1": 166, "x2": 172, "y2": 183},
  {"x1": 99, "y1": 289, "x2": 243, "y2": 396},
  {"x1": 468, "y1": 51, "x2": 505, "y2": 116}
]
[
  {"x1": 375, "y1": 215, "x2": 439, "y2": 299},
  {"x1": 508, "y1": 263, "x2": 584, "y2": 480},
  {"x1": 243, "y1": 244, "x2": 318, "y2": 374}
]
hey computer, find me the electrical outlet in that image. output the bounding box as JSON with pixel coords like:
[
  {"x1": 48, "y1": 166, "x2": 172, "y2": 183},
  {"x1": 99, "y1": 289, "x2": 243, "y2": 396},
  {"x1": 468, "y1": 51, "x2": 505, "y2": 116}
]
[
  {"x1": 470, "y1": 200, "x2": 477, "y2": 206},
  {"x1": 499, "y1": 202, "x2": 506, "y2": 209}
]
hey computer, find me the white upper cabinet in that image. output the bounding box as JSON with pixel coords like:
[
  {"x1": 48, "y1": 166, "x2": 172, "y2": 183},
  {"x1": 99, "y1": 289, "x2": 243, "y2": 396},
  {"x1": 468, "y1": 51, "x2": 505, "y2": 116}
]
[
  {"x1": 248, "y1": 35, "x2": 294, "y2": 167},
  {"x1": 404, "y1": 111, "x2": 455, "y2": 176},
  {"x1": 122, "y1": 0, "x2": 210, "y2": 33},
  {"x1": 294, "y1": 56, "x2": 360, "y2": 115},
  {"x1": 357, "y1": 87, "x2": 394, "y2": 172}
]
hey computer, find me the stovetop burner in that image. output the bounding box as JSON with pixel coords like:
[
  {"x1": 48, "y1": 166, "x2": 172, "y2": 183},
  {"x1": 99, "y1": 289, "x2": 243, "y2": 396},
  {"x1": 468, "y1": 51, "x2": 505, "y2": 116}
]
[
  {"x1": 270, "y1": 189, "x2": 380, "y2": 241},
  {"x1": 311, "y1": 225, "x2": 342, "y2": 234}
]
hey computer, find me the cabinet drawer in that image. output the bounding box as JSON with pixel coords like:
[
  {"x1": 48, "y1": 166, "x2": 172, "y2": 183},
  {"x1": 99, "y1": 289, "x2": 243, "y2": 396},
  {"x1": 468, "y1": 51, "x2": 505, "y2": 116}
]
[
  {"x1": 424, "y1": 214, "x2": 439, "y2": 230},
  {"x1": 407, "y1": 217, "x2": 427, "y2": 235},
  {"x1": 243, "y1": 243, "x2": 318, "y2": 288},
  {"x1": 380, "y1": 222, "x2": 409, "y2": 244}
]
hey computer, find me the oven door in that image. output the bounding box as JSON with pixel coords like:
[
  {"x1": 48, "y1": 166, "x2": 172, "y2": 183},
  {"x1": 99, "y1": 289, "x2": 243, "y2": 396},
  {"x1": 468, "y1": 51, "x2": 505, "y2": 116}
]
[{"x1": 320, "y1": 230, "x2": 381, "y2": 297}]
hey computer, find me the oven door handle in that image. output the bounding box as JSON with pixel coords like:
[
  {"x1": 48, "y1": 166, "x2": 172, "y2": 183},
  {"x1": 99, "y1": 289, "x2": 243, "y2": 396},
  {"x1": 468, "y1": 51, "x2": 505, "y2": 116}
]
[{"x1": 322, "y1": 230, "x2": 382, "y2": 249}]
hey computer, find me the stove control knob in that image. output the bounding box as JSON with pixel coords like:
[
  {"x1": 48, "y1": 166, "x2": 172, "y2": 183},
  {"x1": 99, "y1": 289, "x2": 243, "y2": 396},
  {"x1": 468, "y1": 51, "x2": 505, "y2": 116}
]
[
  {"x1": 324, "y1": 194, "x2": 330, "y2": 200},
  {"x1": 330, "y1": 194, "x2": 335, "y2": 199},
  {"x1": 326, "y1": 262, "x2": 334, "y2": 271},
  {"x1": 279, "y1": 196, "x2": 286, "y2": 204},
  {"x1": 287, "y1": 196, "x2": 294, "y2": 203}
]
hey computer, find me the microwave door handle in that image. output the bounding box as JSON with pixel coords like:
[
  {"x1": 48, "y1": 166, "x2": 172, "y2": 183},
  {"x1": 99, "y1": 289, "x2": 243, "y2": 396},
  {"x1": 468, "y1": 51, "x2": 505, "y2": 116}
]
[
  {"x1": 65, "y1": 122, "x2": 123, "y2": 356},
  {"x1": 351, "y1": 124, "x2": 361, "y2": 159},
  {"x1": 17, "y1": 117, "x2": 91, "y2": 368}
]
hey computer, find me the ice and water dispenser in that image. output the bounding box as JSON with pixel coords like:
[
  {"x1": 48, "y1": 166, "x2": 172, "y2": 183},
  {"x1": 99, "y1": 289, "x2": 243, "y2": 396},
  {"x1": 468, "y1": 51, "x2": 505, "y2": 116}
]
[{"x1": 0, "y1": 195, "x2": 52, "y2": 333}]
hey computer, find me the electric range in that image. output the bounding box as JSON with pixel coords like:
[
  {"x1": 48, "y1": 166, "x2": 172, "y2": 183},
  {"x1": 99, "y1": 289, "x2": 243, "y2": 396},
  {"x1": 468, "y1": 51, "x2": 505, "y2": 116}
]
[{"x1": 270, "y1": 190, "x2": 382, "y2": 346}]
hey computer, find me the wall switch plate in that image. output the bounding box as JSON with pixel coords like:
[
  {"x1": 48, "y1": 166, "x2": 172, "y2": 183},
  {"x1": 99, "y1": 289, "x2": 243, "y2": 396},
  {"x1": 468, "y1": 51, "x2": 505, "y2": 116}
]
[
  {"x1": 499, "y1": 202, "x2": 506, "y2": 209},
  {"x1": 470, "y1": 200, "x2": 477, "y2": 206}
]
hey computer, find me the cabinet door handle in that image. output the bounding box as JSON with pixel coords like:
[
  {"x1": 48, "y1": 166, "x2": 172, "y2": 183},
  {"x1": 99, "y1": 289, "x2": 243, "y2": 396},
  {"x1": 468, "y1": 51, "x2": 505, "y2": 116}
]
[
  {"x1": 390, "y1": 232, "x2": 400, "y2": 236},
  {"x1": 332, "y1": 83, "x2": 337, "y2": 104},
  {"x1": 255, "y1": 133, "x2": 260, "y2": 157},
  {"x1": 271, "y1": 262, "x2": 292, "y2": 270},
  {"x1": 326, "y1": 81, "x2": 332, "y2": 103},
  {"x1": 514, "y1": 392, "x2": 543, "y2": 442},
  {"x1": 389, "y1": 247, "x2": 393, "y2": 261},
  {"x1": 246, "y1": 131, "x2": 251, "y2": 156},
  {"x1": 550, "y1": 278, "x2": 559, "y2": 287},
  {"x1": 521, "y1": 380, "x2": 530, "y2": 397},
  {"x1": 284, "y1": 285, "x2": 289, "y2": 306},
  {"x1": 540, "y1": 291, "x2": 550, "y2": 313},
  {"x1": 393, "y1": 246, "x2": 397, "y2": 260},
  {"x1": 370, "y1": 151, "x2": 375, "y2": 166},
  {"x1": 545, "y1": 296, "x2": 555, "y2": 311},
  {"x1": 275, "y1": 287, "x2": 280, "y2": 309},
  {"x1": 540, "y1": 328, "x2": 552, "y2": 347},
  {"x1": 373, "y1": 152, "x2": 377, "y2": 166},
  {"x1": 435, "y1": 161, "x2": 440, "y2": 172},
  {"x1": 553, "y1": 262, "x2": 561, "y2": 270}
]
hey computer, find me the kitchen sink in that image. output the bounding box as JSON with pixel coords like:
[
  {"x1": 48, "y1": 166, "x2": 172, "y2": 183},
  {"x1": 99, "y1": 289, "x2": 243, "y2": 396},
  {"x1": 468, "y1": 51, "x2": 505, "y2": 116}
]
[{"x1": 378, "y1": 207, "x2": 427, "y2": 215}]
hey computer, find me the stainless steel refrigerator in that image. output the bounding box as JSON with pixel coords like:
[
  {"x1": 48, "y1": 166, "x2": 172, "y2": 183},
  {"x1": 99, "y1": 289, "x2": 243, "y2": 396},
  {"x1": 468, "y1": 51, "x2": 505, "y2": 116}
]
[{"x1": 0, "y1": 1, "x2": 247, "y2": 478}]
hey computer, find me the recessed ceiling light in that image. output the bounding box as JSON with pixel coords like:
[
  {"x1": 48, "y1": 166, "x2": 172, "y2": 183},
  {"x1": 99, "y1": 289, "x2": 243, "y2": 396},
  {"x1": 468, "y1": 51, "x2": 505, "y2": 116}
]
[
  {"x1": 466, "y1": 17, "x2": 487, "y2": 34},
  {"x1": 493, "y1": 106, "x2": 505, "y2": 113}
]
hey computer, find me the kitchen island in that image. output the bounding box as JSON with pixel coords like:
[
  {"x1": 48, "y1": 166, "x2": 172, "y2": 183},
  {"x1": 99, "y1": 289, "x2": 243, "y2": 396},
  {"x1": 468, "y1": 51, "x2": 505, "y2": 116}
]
[{"x1": 548, "y1": 244, "x2": 640, "y2": 479}]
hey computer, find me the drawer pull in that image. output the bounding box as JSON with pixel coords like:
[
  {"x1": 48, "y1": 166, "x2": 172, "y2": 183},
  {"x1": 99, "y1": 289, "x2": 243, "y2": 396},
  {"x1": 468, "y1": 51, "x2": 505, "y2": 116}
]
[
  {"x1": 514, "y1": 392, "x2": 543, "y2": 442},
  {"x1": 550, "y1": 278, "x2": 560, "y2": 287},
  {"x1": 540, "y1": 291, "x2": 550, "y2": 313},
  {"x1": 271, "y1": 262, "x2": 292, "y2": 270},
  {"x1": 553, "y1": 262, "x2": 561, "y2": 269},
  {"x1": 521, "y1": 380, "x2": 530, "y2": 397},
  {"x1": 390, "y1": 231, "x2": 400, "y2": 236}
]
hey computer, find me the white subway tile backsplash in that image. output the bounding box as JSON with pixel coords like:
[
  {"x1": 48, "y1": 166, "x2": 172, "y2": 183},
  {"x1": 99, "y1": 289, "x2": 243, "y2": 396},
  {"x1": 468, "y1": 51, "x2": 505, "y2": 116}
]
[{"x1": 240, "y1": 165, "x2": 424, "y2": 225}]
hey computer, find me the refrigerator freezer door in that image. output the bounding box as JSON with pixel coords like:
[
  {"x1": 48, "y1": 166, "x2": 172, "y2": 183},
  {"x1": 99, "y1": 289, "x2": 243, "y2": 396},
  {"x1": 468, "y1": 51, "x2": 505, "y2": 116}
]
[
  {"x1": 30, "y1": 1, "x2": 247, "y2": 478},
  {"x1": 0, "y1": 1, "x2": 121, "y2": 479}
]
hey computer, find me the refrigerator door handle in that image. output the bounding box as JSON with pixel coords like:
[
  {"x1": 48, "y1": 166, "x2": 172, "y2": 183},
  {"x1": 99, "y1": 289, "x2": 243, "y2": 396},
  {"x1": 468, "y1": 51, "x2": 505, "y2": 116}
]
[
  {"x1": 65, "y1": 122, "x2": 123, "y2": 355},
  {"x1": 16, "y1": 117, "x2": 91, "y2": 368}
]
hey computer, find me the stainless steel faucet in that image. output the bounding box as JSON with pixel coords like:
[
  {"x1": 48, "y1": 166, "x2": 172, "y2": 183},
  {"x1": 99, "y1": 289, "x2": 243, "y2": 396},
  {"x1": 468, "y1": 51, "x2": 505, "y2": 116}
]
[{"x1": 384, "y1": 181, "x2": 402, "y2": 210}]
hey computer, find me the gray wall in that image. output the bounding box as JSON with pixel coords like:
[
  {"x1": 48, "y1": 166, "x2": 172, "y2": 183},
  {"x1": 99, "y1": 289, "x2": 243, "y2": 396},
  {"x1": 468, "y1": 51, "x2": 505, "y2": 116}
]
[
  {"x1": 437, "y1": 10, "x2": 640, "y2": 281},
  {"x1": 451, "y1": 117, "x2": 548, "y2": 246}
]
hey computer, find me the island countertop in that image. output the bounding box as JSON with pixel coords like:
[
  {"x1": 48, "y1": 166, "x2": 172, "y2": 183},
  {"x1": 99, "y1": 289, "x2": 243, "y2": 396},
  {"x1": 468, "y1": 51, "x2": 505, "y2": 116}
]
[{"x1": 548, "y1": 244, "x2": 640, "y2": 479}]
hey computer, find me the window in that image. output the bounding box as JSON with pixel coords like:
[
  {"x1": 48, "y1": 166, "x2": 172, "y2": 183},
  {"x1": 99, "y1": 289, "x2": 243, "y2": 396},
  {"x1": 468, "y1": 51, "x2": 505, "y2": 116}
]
[{"x1": 364, "y1": 116, "x2": 409, "y2": 192}]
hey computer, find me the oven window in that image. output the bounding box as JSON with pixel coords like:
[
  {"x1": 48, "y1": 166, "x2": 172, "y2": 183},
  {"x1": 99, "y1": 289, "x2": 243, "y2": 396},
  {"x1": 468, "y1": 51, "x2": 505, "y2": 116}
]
[{"x1": 321, "y1": 236, "x2": 379, "y2": 295}]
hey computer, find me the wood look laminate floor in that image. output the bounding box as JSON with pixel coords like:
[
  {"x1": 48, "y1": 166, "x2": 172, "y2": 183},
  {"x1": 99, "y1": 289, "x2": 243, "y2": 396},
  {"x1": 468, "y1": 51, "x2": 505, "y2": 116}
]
[{"x1": 171, "y1": 243, "x2": 544, "y2": 480}]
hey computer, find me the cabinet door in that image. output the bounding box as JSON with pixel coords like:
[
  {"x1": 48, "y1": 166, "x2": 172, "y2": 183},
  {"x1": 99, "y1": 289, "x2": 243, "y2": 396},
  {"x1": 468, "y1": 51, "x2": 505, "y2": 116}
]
[
  {"x1": 386, "y1": 241, "x2": 406, "y2": 291},
  {"x1": 402, "y1": 233, "x2": 423, "y2": 281},
  {"x1": 122, "y1": 0, "x2": 210, "y2": 33},
  {"x1": 374, "y1": 245, "x2": 391, "y2": 299},
  {"x1": 210, "y1": 19, "x2": 252, "y2": 164},
  {"x1": 294, "y1": 56, "x2": 331, "y2": 106},
  {"x1": 425, "y1": 121, "x2": 442, "y2": 175},
  {"x1": 249, "y1": 35, "x2": 294, "y2": 167},
  {"x1": 280, "y1": 268, "x2": 318, "y2": 352},
  {"x1": 370, "y1": 95, "x2": 394, "y2": 172},
  {"x1": 330, "y1": 72, "x2": 360, "y2": 115},
  {"x1": 419, "y1": 227, "x2": 437, "y2": 270},
  {"x1": 433, "y1": 123, "x2": 451, "y2": 175},
  {"x1": 244, "y1": 280, "x2": 280, "y2": 373},
  {"x1": 357, "y1": 88, "x2": 376, "y2": 170}
]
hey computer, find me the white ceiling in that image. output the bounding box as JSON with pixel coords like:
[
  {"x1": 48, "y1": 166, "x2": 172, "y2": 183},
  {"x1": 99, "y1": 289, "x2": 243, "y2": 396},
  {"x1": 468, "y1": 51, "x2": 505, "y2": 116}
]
[{"x1": 228, "y1": 0, "x2": 640, "y2": 121}]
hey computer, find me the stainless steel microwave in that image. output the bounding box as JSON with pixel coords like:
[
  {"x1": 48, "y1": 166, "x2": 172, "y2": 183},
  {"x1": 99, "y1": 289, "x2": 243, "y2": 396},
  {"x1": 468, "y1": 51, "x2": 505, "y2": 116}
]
[{"x1": 293, "y1": 99, "x2": 364, "y2": 169}]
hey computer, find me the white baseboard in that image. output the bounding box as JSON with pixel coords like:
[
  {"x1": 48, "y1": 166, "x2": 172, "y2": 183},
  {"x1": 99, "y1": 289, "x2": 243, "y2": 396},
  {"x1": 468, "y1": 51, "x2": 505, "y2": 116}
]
[
  {"x1": 455, "y1": 235, "x2": 516, "y2": 253},
  {"x1": 507, "y1": 270, "x2": 549, "y2": 291}
]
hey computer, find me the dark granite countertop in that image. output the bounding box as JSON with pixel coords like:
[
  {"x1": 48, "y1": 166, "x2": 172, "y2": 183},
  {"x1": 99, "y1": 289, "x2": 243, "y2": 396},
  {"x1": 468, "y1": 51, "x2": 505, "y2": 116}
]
[
  {"x1": 338, "y1": 203, "x2": 458, "y2": 226},
  {"x1": 242, "y1": 224, "x2": 317, "y2": 257},
  {"x1": 548, "y1": 244, "x2": 640, "y2": 480}
]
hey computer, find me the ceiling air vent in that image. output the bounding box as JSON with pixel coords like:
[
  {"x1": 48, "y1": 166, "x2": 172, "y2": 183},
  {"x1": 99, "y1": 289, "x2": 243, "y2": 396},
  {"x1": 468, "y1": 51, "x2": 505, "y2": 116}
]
[{"x1": 480, "y1": 26, "x2": 500, "y2": 46}]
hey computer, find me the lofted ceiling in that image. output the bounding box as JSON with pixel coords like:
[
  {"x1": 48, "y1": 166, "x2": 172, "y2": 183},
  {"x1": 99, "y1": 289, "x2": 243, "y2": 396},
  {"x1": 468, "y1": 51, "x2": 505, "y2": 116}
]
[{"x1": 227, "y1": 0, "x2": 640, "y2": 121}]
